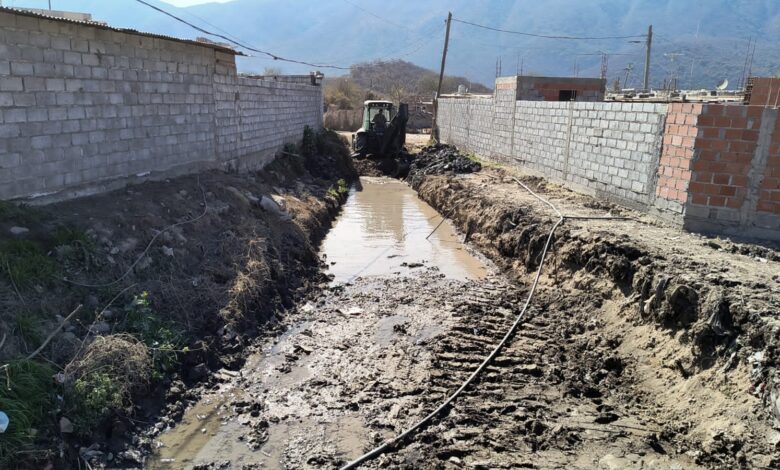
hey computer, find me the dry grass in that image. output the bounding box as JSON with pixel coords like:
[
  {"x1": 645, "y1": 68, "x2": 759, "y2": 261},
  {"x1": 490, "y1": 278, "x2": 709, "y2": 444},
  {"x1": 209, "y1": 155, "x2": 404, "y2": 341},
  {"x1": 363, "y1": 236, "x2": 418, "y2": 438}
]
[{"x1": 65, "y1": 334, "x2": 152, "y2": 394}]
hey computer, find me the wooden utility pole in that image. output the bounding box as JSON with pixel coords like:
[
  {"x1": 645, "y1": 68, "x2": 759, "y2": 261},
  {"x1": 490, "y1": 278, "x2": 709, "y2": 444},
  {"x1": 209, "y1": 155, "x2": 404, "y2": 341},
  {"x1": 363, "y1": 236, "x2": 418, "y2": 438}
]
[
  {"x1": 642, "y1": 24, "x2": 652, "y2": 91},
  {"x1": 432, "y1": 11, "x2": 452, "y2": 141}
]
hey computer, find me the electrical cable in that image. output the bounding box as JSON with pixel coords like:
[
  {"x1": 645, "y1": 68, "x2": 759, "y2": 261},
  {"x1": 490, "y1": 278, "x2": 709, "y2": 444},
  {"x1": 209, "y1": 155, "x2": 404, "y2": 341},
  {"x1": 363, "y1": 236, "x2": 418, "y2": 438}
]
[
  {"x1": 452, "y1": 17, "x2": 647, "y2": 41},
  {"x1": 340, "y1": 0, "x2": 414, "y2": 34},
  {"x1": 340, "y1": 174, "x2": 633, "y2": 469},
  {"x1": 133, "y1": 0, "x2": 350, "y2": 70},
  {"x1": 340, "y1": 178, "x2": 565, "y2": 470},
  {"x1": 63, "y1": 177, "x2": 209, "y2": 289}
]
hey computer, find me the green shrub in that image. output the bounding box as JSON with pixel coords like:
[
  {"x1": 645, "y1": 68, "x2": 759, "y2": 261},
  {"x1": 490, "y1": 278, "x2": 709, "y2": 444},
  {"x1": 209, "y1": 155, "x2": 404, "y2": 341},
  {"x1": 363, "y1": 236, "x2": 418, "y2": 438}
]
[
  {"x1": 63, "y1": 335, "x2": 152, "y2": 435},
  {"x1": 51, "y1": 225, "x2": 97, "y2": 268},
  {"x1": 123, "y1": 292, "x2": 184, "y2": 379},
  {"x1": 15, "y1": 312, "x2": 42, "y2": 351},
  {"x1": 327, "y1": 178, "x2": 350, "y2": 199},
  {"x1": 301, "y1": 125, "x2": 317, "y2": 158},
  {"x1": 0, "y1": 240, "x2": 57, "y2": 289},
  {"x1": 316, "y1": 128, "x2": 349, "y2": 157},
  {"x1": 0, "y1": 201, "x2": 43, "y2": 225},
  {"x1": 0, "y1": 359, "x2": 55, "y2": 466},
  {"x1": 68, "y1": 372, "x2": 123, "y2": 435}
]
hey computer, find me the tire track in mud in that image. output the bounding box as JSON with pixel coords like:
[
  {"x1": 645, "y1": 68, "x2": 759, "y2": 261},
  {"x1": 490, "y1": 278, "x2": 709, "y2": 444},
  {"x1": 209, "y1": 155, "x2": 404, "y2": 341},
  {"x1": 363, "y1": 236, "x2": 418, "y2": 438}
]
[{"x1": 374, "y1": 285, "x2": 703, "y2": 470}]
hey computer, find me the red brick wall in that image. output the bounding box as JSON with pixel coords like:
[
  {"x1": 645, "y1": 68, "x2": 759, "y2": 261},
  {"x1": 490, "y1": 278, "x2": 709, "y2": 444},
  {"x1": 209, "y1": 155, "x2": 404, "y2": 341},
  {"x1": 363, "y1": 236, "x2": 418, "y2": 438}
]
[
  {"x1": 758, "y1": 115, "x2": 780, "y2": 214},
  {"x1": 747, "y1": 77, "x2": 780, "y2": 107},
  {"x1": 686, "y1": 105, "x2": 762, "y2": 211},
  {"x1": 656, "y1": 103, "x2": 701, "y2": 205}
]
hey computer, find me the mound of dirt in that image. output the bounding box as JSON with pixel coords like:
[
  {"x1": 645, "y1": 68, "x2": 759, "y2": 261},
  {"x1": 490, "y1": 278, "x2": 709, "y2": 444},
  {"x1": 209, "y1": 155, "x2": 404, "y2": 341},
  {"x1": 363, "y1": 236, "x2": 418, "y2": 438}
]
[
  {"x1": 408, "y1": 169, "x2": 780, "y2": 469},
  {"x1": 0, "y1": 130, "x2": 357, "y2": 468},
  {"x1": 410, "y1": 144, "x2": 481, "y2": 175}
]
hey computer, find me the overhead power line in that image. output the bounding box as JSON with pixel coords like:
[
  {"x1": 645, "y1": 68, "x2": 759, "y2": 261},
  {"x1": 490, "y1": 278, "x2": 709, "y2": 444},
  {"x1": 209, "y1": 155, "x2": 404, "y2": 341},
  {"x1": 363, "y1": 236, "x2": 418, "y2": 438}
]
[
  {"x1": 340, "y1": 0, "x2": 412, "y2": 34},
  {"x1": 452, "y1": 17, "x2": 647, "y2": 41},
  {"x1": 133, "y1": 0, "x2": 350, "y2": 70}
]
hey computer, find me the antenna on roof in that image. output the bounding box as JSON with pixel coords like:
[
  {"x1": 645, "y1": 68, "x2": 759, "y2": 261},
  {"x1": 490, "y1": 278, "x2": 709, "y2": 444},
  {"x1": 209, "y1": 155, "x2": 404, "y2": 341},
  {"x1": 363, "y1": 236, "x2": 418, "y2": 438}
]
[{"x1": 716, "y1": 79, "x2": 729, "y2": 91}]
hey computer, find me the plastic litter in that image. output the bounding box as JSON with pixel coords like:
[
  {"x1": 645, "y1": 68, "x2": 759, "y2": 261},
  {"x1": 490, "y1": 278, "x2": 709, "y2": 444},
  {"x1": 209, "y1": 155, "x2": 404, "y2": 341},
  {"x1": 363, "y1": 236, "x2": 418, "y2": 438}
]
[{"x1": 0, "y1": 411, "x2": 9, "y2": 433}]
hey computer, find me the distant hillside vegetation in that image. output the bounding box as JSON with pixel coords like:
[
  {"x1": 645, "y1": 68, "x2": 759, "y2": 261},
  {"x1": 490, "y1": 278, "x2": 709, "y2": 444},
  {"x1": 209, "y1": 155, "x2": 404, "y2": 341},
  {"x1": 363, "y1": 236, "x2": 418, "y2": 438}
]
[
  {"x1": 349, "y1": 60, "x2": 491, "y2": 98},
  {"x1": 325, "y1": 60, "x2": 492, "y2": 109},
  {"x1": 324, "y1": 60, "x2": 491, "y2": 111}
]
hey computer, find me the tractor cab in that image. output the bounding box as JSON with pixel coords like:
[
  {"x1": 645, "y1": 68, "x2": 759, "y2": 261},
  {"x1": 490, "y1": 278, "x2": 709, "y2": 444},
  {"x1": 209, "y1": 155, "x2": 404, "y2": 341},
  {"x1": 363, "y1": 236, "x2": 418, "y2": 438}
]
[
  {"x1": 352, "y1": 100, "x2": 408, "y2": 158},
  {"x1": 364, "y1": 101, "x2": 395, "y2": 134}
]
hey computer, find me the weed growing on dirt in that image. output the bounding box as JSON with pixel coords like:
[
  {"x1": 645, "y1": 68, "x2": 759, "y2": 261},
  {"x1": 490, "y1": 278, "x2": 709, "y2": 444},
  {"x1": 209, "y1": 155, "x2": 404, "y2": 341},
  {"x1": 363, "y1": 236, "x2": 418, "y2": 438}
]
[
  {"x1": 69, "y1": 372, "x2": 123, "y2": 434},
  {"x1": 327, "y1": 179, "x2": 349, "y2": 199},
  {"x1": 316, "y1": 129, "x2": 351, "y2": 157},
  {"x1": 52, "y1": 225, "x2": 97, "y2": 269},
  {"x1": 0, "y1": 359, "x2": 55, "y2": 466},
  {"x1": 301, "y1": 125, "x2": 317, "y2": 158},
  {"x1": 0, "y1": 240, "x2": 57, "y2": 289},
  {"x1": 64, "y1": 335, "x2": 151, "y2": 435},
  {"x1": 0, "y1": 201, "x2": 43, "y2": 225},
  {"x1": 15, "y1": 312, "x2": 42, "y2": 351},
  {"x1": 123, "y1": 292, "x2": 185, "y2": 379}
]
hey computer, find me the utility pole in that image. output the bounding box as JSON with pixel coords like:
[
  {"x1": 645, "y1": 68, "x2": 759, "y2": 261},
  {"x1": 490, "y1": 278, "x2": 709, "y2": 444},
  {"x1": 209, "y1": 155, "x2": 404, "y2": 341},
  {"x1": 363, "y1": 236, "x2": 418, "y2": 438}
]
[
  {"x1": 432, "y1": 11, "x2": 452, "y2": 141},
  {"x1": 643, "y1": 24, "x2": 652, "y2": 91},
  {"x1": 623, "y1": 63, "x2": 633, "y2": 89},
  {"x1": 600, "y1": 52, "x2": 608, "y2": 81}
]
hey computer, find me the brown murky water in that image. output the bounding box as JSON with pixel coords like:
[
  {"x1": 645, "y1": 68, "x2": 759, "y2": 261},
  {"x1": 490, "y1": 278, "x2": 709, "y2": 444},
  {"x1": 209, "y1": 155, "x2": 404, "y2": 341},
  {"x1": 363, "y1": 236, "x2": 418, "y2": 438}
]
[
  {"x1": 321, "y1": 177, "x2": 487, "y2": 282},
  {"x1": 147, "y1": 177, "x2": 486, "y2": 469}
]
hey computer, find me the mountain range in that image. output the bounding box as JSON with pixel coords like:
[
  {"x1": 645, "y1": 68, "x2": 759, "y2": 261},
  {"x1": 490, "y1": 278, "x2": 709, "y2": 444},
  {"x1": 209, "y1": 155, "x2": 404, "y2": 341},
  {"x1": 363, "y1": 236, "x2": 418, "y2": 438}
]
[{"x1": 9, "y1": 0, "x2": 780, "y2": 90}]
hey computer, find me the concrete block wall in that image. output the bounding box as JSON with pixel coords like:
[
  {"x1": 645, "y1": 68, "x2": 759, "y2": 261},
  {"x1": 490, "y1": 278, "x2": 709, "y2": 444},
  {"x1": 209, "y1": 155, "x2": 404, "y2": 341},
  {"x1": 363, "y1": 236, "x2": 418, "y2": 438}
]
[
  {"x1": 439, "y1": 92, "x2": 668, "y2": 209},
  {"x1": 438, "y1": 89, "x2": 780, "y2": 240},
  {"x1": 562, "y1": 101, "x2": 666, "y2": 208},
  {"x1": 215, "y1": 74, "x2": 322, "y2": 171},
  {"x1": 0, "y1": 10, "x2": 217, "y2": 200},
  {"x1": 0, "y1": 9, "x2": 322, "y2": 201}
]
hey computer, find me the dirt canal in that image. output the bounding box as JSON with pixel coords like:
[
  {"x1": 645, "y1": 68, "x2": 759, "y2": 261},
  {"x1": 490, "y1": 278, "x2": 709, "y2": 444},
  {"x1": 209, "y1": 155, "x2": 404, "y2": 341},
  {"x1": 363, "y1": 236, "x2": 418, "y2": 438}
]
[{"x1": 147, "y1": 177, "x2": 493, "y2": 469}]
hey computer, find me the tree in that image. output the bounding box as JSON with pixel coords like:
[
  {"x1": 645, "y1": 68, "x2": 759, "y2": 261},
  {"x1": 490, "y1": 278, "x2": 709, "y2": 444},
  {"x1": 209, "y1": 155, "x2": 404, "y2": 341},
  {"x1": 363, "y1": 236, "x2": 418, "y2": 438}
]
[
  {"x1": 263, "y1": 67, "x2": 284, "y2": 76},
  {"x1": 390, "y1": 83, "x2": 407, "y2": 105},
  {"x1": 324, "y1": 77, "x2": 364, "y2": 110}
]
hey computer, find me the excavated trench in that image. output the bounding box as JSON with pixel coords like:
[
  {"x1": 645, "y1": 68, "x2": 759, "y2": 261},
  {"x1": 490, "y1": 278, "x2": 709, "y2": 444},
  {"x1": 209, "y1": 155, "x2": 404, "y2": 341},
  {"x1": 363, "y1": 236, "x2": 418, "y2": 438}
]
[
  {"x1": 145, "y1": 147, "x2": 779, "y2": 470},
  {"x1": 147, "y1": 177, "x2": 493, "y2": 469}
]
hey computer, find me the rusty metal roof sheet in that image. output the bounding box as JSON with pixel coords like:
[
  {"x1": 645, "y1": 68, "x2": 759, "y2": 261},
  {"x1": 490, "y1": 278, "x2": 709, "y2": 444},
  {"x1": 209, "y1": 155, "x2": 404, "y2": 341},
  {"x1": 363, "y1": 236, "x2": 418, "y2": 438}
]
[{"x1": 0, "y1": 6, "x2": 243, "y2": 55}]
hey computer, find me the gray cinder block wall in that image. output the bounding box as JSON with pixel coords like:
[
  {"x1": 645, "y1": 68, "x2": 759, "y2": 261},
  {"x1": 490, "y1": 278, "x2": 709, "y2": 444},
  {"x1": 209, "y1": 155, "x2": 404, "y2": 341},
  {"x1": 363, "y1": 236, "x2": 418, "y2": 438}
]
[
  {"x1": 0, "y1": 9, "x2": 322, "y2": 201},
  {"x1": 438, "y1": 78, "x2": 667, "y2": 211}
]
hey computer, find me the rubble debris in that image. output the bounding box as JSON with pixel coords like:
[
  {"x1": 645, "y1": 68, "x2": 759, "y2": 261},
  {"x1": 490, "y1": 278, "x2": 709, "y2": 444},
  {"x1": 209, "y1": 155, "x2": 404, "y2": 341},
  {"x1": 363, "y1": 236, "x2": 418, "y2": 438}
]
[{"x1": 409, "y1": 144, "x2": 481, "y2": 179}]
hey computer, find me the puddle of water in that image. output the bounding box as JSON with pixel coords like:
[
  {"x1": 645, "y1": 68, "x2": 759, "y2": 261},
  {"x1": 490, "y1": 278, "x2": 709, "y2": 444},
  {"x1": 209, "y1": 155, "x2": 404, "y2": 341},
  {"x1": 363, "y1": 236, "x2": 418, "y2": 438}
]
[
  {"x1": 321, "y1": 177, "x2": 487, "y2": 283},
  {"x1": 376, "y1": 315, "x2": 410, "y2": 347},
  {"x1": 146, "y1": 392, "x2": 235, "y2": 469}
]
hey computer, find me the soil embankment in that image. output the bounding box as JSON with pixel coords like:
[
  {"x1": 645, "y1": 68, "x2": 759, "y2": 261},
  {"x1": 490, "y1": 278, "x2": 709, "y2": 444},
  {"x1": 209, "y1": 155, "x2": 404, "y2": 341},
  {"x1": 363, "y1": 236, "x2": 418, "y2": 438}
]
[
  {"x1": 140, "y1": 143, "x2": 778, "y2": 470},
  {"x1": 0, "y1": 130, "x2": 356, "y2": 468},
  {"x1": 396, "y1": 146, "x2": 780, "y2": 469}
]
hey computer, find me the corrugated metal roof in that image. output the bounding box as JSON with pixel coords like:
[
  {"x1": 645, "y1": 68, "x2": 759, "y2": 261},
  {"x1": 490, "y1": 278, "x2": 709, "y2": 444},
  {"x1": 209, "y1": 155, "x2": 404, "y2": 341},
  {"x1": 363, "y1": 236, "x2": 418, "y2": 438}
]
[{"x1": 0, "y1": 6, "x2": 243, "y2": 55}]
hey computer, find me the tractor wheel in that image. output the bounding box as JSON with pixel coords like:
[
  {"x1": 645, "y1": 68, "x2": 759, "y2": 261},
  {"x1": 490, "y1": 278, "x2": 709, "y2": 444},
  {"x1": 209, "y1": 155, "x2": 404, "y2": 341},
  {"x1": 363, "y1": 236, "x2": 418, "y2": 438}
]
[{"x1": 354, "y1": 133, "x2": 368, "y2": 157}]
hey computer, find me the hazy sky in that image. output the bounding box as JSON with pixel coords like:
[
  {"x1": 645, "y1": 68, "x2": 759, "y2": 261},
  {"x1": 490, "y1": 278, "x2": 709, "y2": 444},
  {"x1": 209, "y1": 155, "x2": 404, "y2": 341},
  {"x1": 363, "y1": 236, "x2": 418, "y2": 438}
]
[{"x1": 160, "y1": 0, "x2": 232, "y2": 6}]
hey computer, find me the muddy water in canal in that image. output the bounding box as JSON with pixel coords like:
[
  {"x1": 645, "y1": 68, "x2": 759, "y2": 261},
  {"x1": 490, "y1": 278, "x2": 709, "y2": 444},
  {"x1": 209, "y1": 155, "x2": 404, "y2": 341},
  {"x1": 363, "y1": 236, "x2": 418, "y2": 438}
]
[
  {"x1": 148, "y1": 177, "x2": 489, "y2": 469},
  {"x1": 321, "y1": 177, "x2": 487, "y2": 282}
]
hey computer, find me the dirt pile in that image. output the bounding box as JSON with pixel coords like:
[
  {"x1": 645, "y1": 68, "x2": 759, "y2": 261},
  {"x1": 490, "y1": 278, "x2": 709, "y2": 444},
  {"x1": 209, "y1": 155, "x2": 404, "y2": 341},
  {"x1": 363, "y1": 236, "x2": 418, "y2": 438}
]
[
  {"x1": 411, "y1": 143, "x2": 482, "y2": 175},
  {"x1": 0, "y1": 130, "x2": 356, "y2": 468},
  {"x1": 407, "y1": 169, "x2": 780, "y2": 468}
]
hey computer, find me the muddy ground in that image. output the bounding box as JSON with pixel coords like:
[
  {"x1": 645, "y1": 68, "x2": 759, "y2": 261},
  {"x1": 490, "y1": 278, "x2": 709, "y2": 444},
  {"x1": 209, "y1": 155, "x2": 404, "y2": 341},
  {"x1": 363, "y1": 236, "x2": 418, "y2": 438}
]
[
  {"x1": 137, "y1": 143, "x2": 780, "y2": 470},
  {"x1": 0, "y1": 130, "x2": 356, "y2": 468}
]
